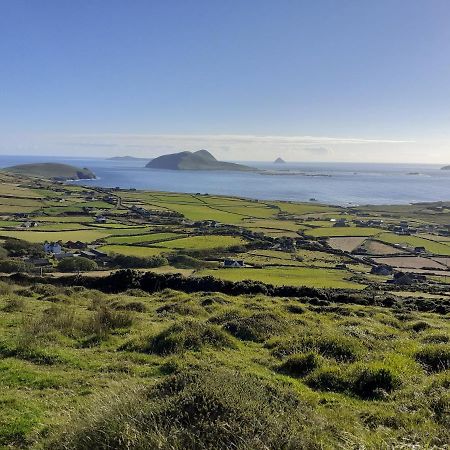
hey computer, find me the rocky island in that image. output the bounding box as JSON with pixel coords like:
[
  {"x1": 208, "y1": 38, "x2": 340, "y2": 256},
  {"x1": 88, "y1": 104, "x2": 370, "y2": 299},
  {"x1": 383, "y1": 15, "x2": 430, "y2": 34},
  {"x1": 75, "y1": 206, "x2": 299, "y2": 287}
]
[
  {"x1": 441, "y1": 165, "x2": 450, "y2": 170},
  {"x1": 4, "y1": 163, "x2": 96, "y2": 181},
  {"x1": 274, "y1": 157, "x2": 286, "y2": 164},
  {"x1": 146, "y1": 149, "x2": 254, "y2": 171}
]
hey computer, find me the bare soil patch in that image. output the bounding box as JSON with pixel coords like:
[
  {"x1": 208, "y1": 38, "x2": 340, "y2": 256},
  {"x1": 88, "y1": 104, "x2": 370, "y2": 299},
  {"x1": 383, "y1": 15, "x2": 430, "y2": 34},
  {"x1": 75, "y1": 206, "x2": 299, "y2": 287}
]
[{"x1": 328, "y1": 237, "x2": 366, "y2": 252}]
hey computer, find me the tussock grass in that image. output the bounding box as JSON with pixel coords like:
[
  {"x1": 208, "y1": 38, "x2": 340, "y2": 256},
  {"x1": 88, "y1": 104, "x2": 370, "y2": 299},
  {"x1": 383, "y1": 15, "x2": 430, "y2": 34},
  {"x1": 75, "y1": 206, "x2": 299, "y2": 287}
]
[{"x1": 124, "y1": 320, "x2": 236, "y2": 355}]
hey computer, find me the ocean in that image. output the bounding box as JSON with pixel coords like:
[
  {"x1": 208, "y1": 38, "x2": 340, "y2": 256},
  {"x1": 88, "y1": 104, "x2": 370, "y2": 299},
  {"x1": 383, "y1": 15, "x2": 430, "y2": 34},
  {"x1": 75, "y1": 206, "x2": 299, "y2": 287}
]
[{"x1": 0, "y1": 155, "x2": 449, "y2": 206}]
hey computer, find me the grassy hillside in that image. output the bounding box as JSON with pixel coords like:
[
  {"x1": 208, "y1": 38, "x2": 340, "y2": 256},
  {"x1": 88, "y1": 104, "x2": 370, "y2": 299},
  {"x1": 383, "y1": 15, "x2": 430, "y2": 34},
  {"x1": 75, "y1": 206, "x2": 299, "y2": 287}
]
[
  {"x1": 4, "y1": 163, "x2": 96, "y2": 180},
  {"x1": 0, "y1": 280, "x2": 448, "y2": 448},
  {"x1": 146, "y1": 150, "x2": 255, "y2": 171}
]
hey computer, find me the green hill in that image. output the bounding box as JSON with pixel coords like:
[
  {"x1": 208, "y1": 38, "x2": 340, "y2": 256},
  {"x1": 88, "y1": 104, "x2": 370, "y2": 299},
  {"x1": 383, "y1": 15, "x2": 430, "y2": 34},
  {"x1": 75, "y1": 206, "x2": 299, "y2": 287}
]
[
  {"x1": 146, "y1": 150, "x2": 255, "y2": 171},
  {"x1": 4, "y1": 163, "x2": 96, "y2": 181}
]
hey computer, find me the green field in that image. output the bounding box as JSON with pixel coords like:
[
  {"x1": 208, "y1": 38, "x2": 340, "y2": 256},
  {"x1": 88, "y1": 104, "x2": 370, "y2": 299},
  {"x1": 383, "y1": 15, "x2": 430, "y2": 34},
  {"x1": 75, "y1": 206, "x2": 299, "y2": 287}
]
[
  {"x1": 197, "y1": 266, "x2": 365, "y2": 289},
  {"x1": 0, "y1": 229, "x2": 111, "y2": 243},
  {"x1": 99, "y1": 244, "x2": 167, "y2": 257},
  {"x1": 305, "y1": 226, "x2": 383, "y2": 238},
  {"x1": 377, "y1": 233, "x2": 450, "y2": 255},
  {"x1": 106, "y1": 232, "x2": 181, "y2": 245},
  {"x1": 156, "y1": 235, "x2": 245, "y2": 250}
]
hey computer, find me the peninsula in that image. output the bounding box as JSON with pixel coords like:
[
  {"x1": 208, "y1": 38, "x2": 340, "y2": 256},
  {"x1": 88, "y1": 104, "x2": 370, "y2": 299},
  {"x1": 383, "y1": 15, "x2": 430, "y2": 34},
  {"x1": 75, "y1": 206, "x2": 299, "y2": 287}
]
[{"x1": 4, "y1": 163, "x2": 96, "y2": 181}]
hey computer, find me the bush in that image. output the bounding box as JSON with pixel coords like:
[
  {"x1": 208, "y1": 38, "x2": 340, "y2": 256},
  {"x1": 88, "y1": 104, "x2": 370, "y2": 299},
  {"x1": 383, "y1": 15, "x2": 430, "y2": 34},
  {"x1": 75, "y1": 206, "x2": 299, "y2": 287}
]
[
  {"x1": 352, "y1": 366, "x2": 401, "y2": 399},
  {"x1": 57, "y1": 257, "x2": 98, "y2": 272},
  {"x1": 415, "y1": 345, "x2": 450, "y2": 373},
  {"x1": 46, "y1": 366, "x2": 323, "y2": 450},
  {"x1": 128, "y1": 320, "x2": 235, "y2": 355},
  {"x1": 110, "y1": 254, "x2": 168, "y2": 269},
  {"x1": 408, "y1": 321, "x2": 430, "y2": 332},
  {"x1": 278, "y1": 352, "x2": 321, "y2": 377},
  {"x1": 2, "y1": 295, "x2": 25, "y2": 312},
  {"x1": 3, "y1": 238, "x2": 44, "y2": 257},
  {"x1": 169, "y1": 254, "x2": 217, "y2": 269},
  {"x1": 0, "y1": 259, "x2": 31, "y2": 273}
]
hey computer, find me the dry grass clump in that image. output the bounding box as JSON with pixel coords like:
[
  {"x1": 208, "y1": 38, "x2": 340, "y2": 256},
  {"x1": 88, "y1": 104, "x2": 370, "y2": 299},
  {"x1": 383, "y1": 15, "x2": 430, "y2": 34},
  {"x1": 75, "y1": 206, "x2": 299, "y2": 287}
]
[
  {"x1": 125, "y1": 320, "x2": 235, "y2": 355},
  {"x1": 46, "y1": 366, "x2": 325, "y2": 450}
]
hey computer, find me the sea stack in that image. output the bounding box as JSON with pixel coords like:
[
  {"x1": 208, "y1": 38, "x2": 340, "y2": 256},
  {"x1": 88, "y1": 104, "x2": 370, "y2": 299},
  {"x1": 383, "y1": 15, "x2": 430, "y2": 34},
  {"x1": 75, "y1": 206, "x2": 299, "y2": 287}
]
[{"x1": 274, "y1": 157, "x2": 286, "y2": 164}]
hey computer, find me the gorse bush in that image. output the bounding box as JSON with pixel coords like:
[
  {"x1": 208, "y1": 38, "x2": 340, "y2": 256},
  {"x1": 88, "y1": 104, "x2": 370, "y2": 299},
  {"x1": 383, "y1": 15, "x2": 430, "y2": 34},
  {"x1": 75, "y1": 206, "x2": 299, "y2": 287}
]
[
  {"x1": 129, "y1": 320, "x2": 235, "y2": 355},
  {"x1": 57, "y1": 257, "x2": 97, "y2": 272},
  {"x1": 47, "y1": 366, "x2": 325, "y2": 450}
]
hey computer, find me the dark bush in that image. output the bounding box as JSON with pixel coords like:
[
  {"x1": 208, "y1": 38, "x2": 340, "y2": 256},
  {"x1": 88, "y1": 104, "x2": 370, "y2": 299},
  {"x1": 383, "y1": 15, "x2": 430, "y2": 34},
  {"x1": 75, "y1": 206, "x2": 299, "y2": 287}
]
[
  {"x1": 3, "y1": 238, "x2": 44, "y2": 257},
  {"x1": 110, "y1": 254, "x2": 168, "y2": 269},
  {"x1": 0, "y1": 259, "x2": 31, "y2": 273},
  {"x1": 278, "y1": 352, "x2": 321, "y2": 377},
  {"x1": 57, "y1": 257, "x2": 97, "y2": 272},
  {"x1": 415, "y1": 345, "x2": 450, "y2": 373}
]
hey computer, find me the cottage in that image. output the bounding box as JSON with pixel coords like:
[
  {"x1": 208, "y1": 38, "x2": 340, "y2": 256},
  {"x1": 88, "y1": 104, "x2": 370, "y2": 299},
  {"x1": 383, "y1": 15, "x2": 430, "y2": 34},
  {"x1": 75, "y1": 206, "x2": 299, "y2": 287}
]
[
  {"x1": 333, "y1": 219, "x2": 348, "y2": 228},
  {"x1": 65, "y1": 240, "x2": 87, "y2": 250},
  {"x1": 371, "y1": 265, "x2": 393, "y2": 276},
  {"x1": 28, "y1": 257, "x2": 52, "y2": 267},
  {"x1": 43, "y1": 242, "x2": 62, "y2": 254},
  {"x1": 223, "y1": 259, "x2": 245, "y2": 268},
  {"x1": 95, "y1": 216, "x2": 107, "y2": 224},
  {"x1": 54, "y1": 252, "x2": 75, "y2": 260},
  {"x1": 414, "y1": 246, "x2": 426, "y2": 254}
]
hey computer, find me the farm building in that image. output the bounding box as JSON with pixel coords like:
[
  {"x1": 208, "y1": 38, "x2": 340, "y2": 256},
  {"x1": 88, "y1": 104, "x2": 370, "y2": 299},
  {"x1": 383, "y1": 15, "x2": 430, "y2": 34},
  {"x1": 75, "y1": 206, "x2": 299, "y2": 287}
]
[
  {"x1": 223, "y1": 259, "x2": 245, "y2": 268},
  {"x1": 43, "y1": 242, "x2": 62, "y2": 254}
]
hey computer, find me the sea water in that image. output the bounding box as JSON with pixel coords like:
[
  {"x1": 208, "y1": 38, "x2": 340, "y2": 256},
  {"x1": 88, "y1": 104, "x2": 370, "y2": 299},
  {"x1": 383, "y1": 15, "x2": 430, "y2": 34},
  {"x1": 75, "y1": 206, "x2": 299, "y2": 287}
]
[{"x1": 0, "y1": 155, "x2": 449, "y2": 206}]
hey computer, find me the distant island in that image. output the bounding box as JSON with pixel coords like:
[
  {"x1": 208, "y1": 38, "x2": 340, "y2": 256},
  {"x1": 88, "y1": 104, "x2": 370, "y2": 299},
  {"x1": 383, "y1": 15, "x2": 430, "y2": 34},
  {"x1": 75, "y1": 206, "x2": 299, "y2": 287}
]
[
  {"x1": 441, "y1": 165, "x2": 450, "y2": 170},
  {"x1": 146, "y1": 150, "x2": 255, "y2": 171},
  {"x1": 4, "y1": 163, "x2": 96, "y2": 181},
  {"x1": 274, "y1": 157, "x2": 286, "y2": 164},
  {"x1": 108, "y1": 156, "x2": 149, "y2": 161}
]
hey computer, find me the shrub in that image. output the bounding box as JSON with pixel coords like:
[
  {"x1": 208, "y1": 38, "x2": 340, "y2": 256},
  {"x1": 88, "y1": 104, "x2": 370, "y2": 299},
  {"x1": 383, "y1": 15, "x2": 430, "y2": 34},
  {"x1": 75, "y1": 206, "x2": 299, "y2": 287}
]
[
  {"x1": 278, "y1": 352, "x2": 321, "y2": 377},
  {"x1": 352, "y1": 366, "x2": 401, "y2": 399},
  {"x1": 129, "y1": 320, "x2": 235, "y2": 355},
  {"x1": 110, "y1": 254, "x2": 168, "y2": 269},
  {"x1": 57, "y1": 257, "x2": 98, "y2": 272},
  {"x1": 0, "y1": 259, "x2": 31, "y2": 273},
  {"x1": 415, "y1": 345, "x2": 450, "y2": 373},
  {"x1": 3, "y1": 238, "x2": 44, "y2": 257},
  {"x1": 46, "y1": 367, "x2": 323, "y2": 450},
  {"x1": 169, "y1": 254, "x2": 218, "y2": 269}
]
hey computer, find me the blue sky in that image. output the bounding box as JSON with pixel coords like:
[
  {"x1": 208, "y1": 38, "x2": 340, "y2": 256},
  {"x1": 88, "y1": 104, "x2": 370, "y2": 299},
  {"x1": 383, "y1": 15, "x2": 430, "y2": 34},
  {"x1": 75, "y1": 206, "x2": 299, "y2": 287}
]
[{"x1": 1, "y1": 0, "x2": 449, "y2": 162}]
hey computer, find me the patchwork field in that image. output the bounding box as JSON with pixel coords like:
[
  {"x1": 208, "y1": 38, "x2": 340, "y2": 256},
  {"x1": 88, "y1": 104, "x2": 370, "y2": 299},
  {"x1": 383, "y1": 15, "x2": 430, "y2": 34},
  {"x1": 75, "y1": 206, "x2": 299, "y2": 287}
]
[
  {"x1": 156, "y1": 235, "x2": 245, "y2": 250},
  {"x1": 196, "y1": 266, "x2": 364, "y2": 289},
  {"x1": 99, "y1": 245, "x2": 167, "y2": 257},
  {"x1": 328, "y1": 236, "x2": 367, "y2": 252}
]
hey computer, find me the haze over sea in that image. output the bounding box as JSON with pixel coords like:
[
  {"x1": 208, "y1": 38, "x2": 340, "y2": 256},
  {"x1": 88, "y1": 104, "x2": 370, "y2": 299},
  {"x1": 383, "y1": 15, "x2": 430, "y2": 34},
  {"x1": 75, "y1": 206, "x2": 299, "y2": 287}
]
[{"x1": 0, "y1": 155, "x2": 448, "y2": 206}]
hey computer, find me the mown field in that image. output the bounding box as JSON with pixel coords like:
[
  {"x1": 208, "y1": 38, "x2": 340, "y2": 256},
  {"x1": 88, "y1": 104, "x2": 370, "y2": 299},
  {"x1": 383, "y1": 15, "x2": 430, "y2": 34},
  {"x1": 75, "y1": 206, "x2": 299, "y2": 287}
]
[{"x1": 0, "y1": 280, "x2": 448, "y2": 448}]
